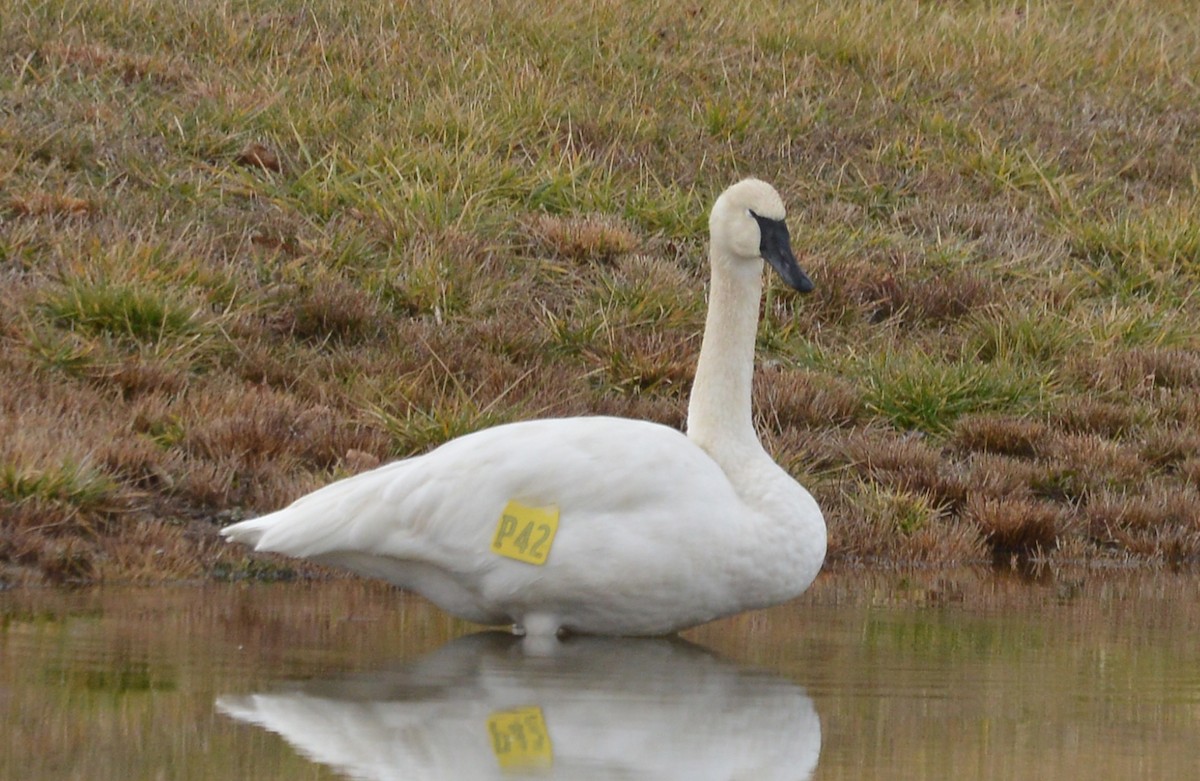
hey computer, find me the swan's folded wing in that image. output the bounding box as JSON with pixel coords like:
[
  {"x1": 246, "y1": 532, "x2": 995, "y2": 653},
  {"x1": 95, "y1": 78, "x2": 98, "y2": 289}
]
[{"x1": 219, "y1": 416, "x2": 736, "y2": 572}]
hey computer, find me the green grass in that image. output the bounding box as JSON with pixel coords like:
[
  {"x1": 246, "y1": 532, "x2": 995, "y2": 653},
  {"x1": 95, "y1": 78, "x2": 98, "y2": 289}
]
[
  {"x1": 857, "y1": 350, "x2": 1052, "y2": 434},
  {"x1": 1069, "y1": 202, "x2": 1200, "y2": 301},
  {"x1": 41, "y1": 281, "x2": 202, "y2": 343},
  {"x1": 3, "y1": 0, "x2": 1200, "y2": 582},
  {"x1": 0, "y1": 460, "x2": 121, "y2": 520}
]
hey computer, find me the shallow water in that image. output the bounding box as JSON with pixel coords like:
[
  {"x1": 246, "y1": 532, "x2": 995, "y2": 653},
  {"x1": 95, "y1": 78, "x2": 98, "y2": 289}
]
[{"x1": 2, "y1": 570, "x2": 1198, "y2": 780}]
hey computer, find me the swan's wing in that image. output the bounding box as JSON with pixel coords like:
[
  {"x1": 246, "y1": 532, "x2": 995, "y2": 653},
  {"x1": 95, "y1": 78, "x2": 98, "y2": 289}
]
[{"x1": 221, "y1": 416, "x2": 738, "y2": 579}]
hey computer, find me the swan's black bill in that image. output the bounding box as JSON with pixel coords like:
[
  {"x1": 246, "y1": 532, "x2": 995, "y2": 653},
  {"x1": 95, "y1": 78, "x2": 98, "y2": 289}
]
[{"x1": 752, "y1": 211, "x2": 814, "y2": 294}]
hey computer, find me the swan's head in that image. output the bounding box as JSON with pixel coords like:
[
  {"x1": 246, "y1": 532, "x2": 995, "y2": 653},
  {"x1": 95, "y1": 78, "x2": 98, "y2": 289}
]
[{"x1": 710, "y1": 178, "x2": 814, "y2": 293}]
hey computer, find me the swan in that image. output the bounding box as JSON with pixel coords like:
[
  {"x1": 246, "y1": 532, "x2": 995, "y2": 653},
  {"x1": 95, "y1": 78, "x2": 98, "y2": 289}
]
[{"x1": 220, "y1": 178, "x2": 826, "y2": 637}]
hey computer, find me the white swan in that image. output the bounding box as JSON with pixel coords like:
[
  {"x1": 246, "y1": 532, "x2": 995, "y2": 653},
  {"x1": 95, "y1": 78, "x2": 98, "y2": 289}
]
[{"x1": 220, "y1": 178, "x2": 826, "y2": 636}]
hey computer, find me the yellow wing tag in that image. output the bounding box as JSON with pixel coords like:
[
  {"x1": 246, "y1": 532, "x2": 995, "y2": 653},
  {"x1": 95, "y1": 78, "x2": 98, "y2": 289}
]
[
  {"x1": 491, "y1": 501, "x2": 559, "y2": 565},
  {"x1": 487, "y1": 706, "x2": 553, "y2": 770}
]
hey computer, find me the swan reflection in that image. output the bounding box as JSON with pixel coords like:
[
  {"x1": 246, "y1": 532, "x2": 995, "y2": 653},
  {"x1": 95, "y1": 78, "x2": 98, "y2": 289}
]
[{"x1": 218, "y1": 632, "x2": 820, "y2": 780}]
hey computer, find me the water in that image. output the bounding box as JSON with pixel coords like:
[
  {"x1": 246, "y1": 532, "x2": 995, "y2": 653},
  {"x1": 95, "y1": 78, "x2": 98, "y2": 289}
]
[{"x1": 2, "y1": 570, "x2": 1197, "y2": 780}]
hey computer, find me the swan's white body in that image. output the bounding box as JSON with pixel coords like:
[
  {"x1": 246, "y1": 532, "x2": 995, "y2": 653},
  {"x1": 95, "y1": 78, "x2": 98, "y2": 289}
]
[{"x1": 221, "y1": 179, "x2": 826, "y2": 636}]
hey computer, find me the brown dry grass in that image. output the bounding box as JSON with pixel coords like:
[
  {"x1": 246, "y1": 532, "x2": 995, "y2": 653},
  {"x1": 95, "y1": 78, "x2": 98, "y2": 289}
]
[{"x1": 3, "y1": 0, "x2": 1200, "y2": 584}]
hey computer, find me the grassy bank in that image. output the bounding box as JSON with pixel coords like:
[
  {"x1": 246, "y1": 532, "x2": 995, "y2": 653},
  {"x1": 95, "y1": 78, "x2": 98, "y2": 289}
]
[{"x1": 2, "y1": 0, "x2": 1199, "y2": 584}]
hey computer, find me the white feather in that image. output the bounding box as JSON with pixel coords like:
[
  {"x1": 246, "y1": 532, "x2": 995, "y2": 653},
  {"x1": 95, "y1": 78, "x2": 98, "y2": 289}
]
[{"x1": 221, "y1": 178, "x2": 826, "y2": 635}]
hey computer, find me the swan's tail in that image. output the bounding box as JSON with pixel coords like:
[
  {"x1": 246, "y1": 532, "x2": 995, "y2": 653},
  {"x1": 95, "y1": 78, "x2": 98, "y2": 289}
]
[
  {"x1": 219, "y1": 495, "x2": 364, "y2": 556},
  {"x1": 219, "y1": 515, "x2": 276, "y2": 548},
  {"x1": 217, "y1": 458, "x2": 413, "y2": 557}
]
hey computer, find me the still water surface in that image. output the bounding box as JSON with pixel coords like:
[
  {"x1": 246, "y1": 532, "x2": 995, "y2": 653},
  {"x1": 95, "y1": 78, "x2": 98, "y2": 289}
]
[{"x1": 2, "y1": 570, "x2": 1197, "y2": 780}]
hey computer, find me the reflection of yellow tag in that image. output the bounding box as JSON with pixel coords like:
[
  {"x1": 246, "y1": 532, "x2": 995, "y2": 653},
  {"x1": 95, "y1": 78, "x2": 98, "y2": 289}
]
[
  {"x1": 487, "y1": 706, "x2": 553, "y2": 770},
  {"x1": 491, "y1": 501, "x2": 559, "y2": 565}
]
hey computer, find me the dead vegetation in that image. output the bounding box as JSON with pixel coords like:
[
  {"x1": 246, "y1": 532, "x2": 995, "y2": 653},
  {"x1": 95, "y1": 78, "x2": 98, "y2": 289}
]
[{"x1": 2, "y1": 0, "x2": 1200, "y2": 584}]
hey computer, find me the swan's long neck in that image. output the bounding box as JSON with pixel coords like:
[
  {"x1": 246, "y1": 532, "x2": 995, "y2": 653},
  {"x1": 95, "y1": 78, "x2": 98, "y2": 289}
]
[{"x1": 687, "y1": 250, "x2": 765, "y2": 459}]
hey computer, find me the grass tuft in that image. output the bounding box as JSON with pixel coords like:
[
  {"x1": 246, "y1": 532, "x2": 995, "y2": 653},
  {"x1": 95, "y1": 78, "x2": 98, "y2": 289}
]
[
  {"x1": 1048, "y1": 398, "x2": 1141, "y2": 438},
  {"x1": 756, "y1": 369, "x2": 865, "y2": 429},
  {"x1": 837, "y1": 430, "x2": 967, "y2": 511},
  {"x1": 41, "y1": 281, "x2": 203, "y2": 344},
  {"x1": 1140, "y1": 428, "x2": 1200, "y2": 472},
  {"x1": 966, "y1": 307, "x2": 1082, "y2": 365},
  {"x1": 859, "y1": 352, "x2": 1049, "y2": 435},
  {"x1": 953, "y1": 414, "x2": 1047, "y2": 458},
  {"x1": 966, "y1": 497, "x2": 1065, "y2": 561},
  {"x1": 825, "y1": 479, "x2": 983, "y2": 565},
  {"x1": 1070, "y1": 203, "x2": 1200, "y2": 300},
  {"x1": 860, "y1": 270, "x2": 988, "y2": 325},
  {"x1": 1, "y1": 460, "x2": 121, "y2": 523},
  {"x1": 526, "y1": 213, "x2": 640, "y2": 264},
  {"x1": 273, "y1": 276, "x2": 385, "y2": 344}
]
